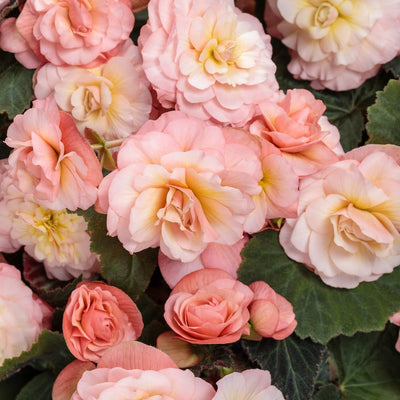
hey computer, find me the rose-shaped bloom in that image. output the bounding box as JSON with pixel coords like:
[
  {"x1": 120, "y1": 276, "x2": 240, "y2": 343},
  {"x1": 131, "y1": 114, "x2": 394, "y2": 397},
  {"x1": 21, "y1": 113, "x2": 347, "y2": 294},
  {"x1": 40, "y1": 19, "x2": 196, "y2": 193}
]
[
  {"x1": 0, "y1": 0, "x2": 134, "y2": 68},
  {"x1": 34, "y1": 40, "x2": 152, "y2": 141},
  {"x1": 96, "y1": 111, "x2": 262, "y2": 263},
  {"x1": 250, "y1": 88, "x2": 343, "y2": 177},
  {"x1": 280, "y1": 145, "x2": 400, "y2": 288},
  {"x1": 0, "y1": 262, "x2": 52, "y2": 366},
  {"x1": 164, "y1": 269, "x2": 254, "y2": 344},
  {"x1": 5, "y1": 96, "x2": 102, "y2": 211},
  {"x1": 70, "y1": 367, "x2": 215, "y2": 400},
  {"x1": 139, "y1": 0, "x2": 279, "y2": 126},
  {"x1": 248, "y1": 281, "x2": 296, "y2": 340},
  {"x1": 264, "y1": 0, "x2": 400, "y2": 90},
  {"x1": 212, "y1": 369, "x2": 285, "y2": 400},
  {"x1": 63, "y1": 282, "x2": 144, "y2": 362}
]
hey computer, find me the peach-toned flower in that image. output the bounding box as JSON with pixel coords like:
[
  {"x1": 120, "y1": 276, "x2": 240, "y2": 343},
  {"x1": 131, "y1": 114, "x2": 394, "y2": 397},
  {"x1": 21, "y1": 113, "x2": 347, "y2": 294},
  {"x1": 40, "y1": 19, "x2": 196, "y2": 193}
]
[
  {"x1": 389, "y1": 311, "x2": 400, "y2": 352},
  {"x1": 249, "y1": 281, "x2": 296, "y2": 340},
  {"x1": 96, "y1": 111, "x2": 262, "y2": 263},
  {"x1": 34, "y1": 40, "x2": 152, "y2": 141},
  {"x1": 164, "y1": 269, "x2": 254, "y2": 344},
  {"x1": 63, "y1": 282, "x2": 144, "y2": 362},
  {"x1": 280, "y1": 145, "x2": 400, "y2": 288},
  {"x1": 158, "y1": 236, "x2": 249, "y2": 288},
  {"x1": 139, "y1": 0, "x2": 279, "y2": 126},
  {"x1": 0, "y1": 0, "x2": 134, "y2": 68},
  {"x1": 5, "y1": 96, "x2": 102, "y2": 211},
  {"x1": 264, "y1": 0, "x2": 400, "y2": 90},
  {"x1": 0, "y1": 262, "x2": 52, "y2": 366},
  {"x1": 212, "y1": 369, "x2": 285, "y2": 400},
  {"x1": 250, "y1": 88, "x2": 343, "y2": 177}
]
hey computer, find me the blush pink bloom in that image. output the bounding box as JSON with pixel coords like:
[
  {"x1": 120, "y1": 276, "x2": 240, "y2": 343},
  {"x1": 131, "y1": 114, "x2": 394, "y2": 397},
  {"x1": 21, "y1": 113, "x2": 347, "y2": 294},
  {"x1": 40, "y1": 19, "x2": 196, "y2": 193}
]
[
  {"x1": 279, "y1": 145, "x2": 400, "y2": 288},
  {"x1": 0, "y1": 0, "x2": 134, "y2": 68},
  {"x1": 5, "y1": 96, "x2": 102, "y2": 211},
  {"x1": 164, "y1": 269, "x2": 254, "y2": 344},
  {"x1": 63, "y1": 282, "x2": 144, "y2": 363},
  {"x1": 0, "y1": 262, "x2": 52, "y2": 366},
  {"x1": 139, "y1": 0, "x2": 279, "y2": 126},
  {"x1": 212, "y1": 369, "x2": 285, "y2": 400},
  {"x1": 34, "y1": 40, "x2": 152, "y2": 141},
  {"x1": 264, "y1": 0, "x2": 400, "y2": 90},
  {"x1": 158, "y1": 236, "x2": 249, "y2": 288},
  {"x1": 250, "y1": 88, "x2": 343, "y2": 177},
  {"x1": 96, "y1": 111, "x2": 262, "y2": 263},
  {"x1": 248, "y1": 281, "x2": 296, "y2": 340},
  {"x1": 389, "y1": 311, "x2": 400, "y2": 352}
]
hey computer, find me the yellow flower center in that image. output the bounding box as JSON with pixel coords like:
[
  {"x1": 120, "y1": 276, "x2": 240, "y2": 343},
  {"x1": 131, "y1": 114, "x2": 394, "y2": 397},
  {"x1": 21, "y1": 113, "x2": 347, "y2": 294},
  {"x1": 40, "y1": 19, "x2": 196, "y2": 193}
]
[{"x1": 314, "y1": 2, "x2": 338, "y2": 27}]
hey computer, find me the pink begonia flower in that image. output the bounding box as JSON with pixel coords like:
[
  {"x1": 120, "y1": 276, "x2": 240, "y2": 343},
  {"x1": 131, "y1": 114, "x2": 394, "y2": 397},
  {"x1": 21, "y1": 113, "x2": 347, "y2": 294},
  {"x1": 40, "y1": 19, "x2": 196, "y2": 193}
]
[
  {"x1": 0, "y1": 262, "x2": 52, "y2": 366},
  {"x1": 212, "y1": 369, "x2": 285, "y2": 400},
  {"x1": 158, "y1": 236, "x2": 249, "y2": 288},
  {"x1": 5, "y1": 96, "x2": 102, "y2": 211},
  {"x1": 389, "y1": 311, "x2": 400, "y2": 352},
  {"x1": 0, "y1": 0, "x2": 134, "y2": 68},
  {"x1": 34, "y1": 39, "x2": 152, "y2": 141},
  {"x1": 249, "y1": 281, "x2": 296, "y2": 340},
  {"x1": 96, "y1": 111, "x2": 262, "y2": 263},
  {"x1": 164, "y1": 269, "x2": 254, "y2": 344},
  {"x1": 53, "y1": 341, "x2": 214, "y2": 400},
  {"x1": 63, "y1": 282, "x2": 144, "y2": 362},
  {"x1": 0, "y1": 159, "x2": 99, "y2": 280},
  {"x1": 250, "y1": 88, "x2": 343, "y2": 177},
  {"x1": 139, "y1": 0, "x2": 279, "y2": 126},
  {"x1": 279, "y1": 145, "x2": 400, "y2": 288},
  {"x1": 264, "y1": 0, "x2": 400, "y2": 90}
]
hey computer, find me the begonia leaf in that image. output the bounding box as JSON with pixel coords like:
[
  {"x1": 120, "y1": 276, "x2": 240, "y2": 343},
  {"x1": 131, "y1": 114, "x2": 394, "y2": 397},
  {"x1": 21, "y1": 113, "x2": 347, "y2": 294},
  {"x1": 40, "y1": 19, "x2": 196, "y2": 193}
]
[
  {"x1": 0, "y1": 368, "x2": 35, "y2": 399},
  {"x1": 16, "y1": 371, "x2": 53, "y2": 400},
  {"x1": 328, "y1": 324, "x2": 400, "y2": 400},
  {"x1": 0, "y1": 330, "x2": 74, "y2": 381},
  {"x1": 77, "y1": 207, "x2": 158, "y2": 300},
  {"x1": 241, "y1": 334, "x2": 327, "y2": 400},
  {"x1": 238, "y1": 230, "x2": 400, "y2": 344},
  {"x1": 0, "y1": 51, "x2": 33, "y2": 118},
  {"x1": 384, "y1": 55, "x2": 400, "y2": 78},
  {"x1": 366, "y1": 79, "x2": 400, "y2": 145},
  {"x1": 312, "y1": 385, "x2": 345, "y2": 400}
]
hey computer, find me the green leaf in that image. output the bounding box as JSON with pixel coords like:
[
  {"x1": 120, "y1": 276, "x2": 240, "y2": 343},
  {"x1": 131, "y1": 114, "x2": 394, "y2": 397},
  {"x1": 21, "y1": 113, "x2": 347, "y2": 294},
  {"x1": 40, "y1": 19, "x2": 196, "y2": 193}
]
[
  {"x1": 384, "y1": 56, "x2": 400, "y2": 78},
  {"x1": 16, "y1": 371, "x2": 53, "y2": 400},
  {"x1": 328, "y1": 324, "x2": 400, "y2": 400},
  {"x1": 0, "y1": 368, "x2": 36, "y2": 400},
  {"x1": 0, "y1": 330, "x2": 74, "y2": 381},
  {"x1": 238, "y1": 230, "x2": 400, "y2": 344},
  {"x1": 312, "y1": 384, "x2": 345, "y2": 400},
  {"x1": 366, "y1": 79, "x2": 400, "y2": 144},
  {"x1": 77, "y1": 207, "x2": 158, "y2": 300},
  {"x1": 241, "y1": 335, "x2": 327, "y2": 400},
  {"x1": 0, "y1": 51, "x2": 33, "y2": 118}
]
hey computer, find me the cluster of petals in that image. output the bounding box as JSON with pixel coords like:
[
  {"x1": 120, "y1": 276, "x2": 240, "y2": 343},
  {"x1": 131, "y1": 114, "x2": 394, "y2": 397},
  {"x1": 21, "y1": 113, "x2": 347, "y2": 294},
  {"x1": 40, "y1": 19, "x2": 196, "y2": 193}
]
[
  {"x1": 34, "y1": 39, "x2": 152, "y2": 141},
  {"x1": 250, "y1": 88, "x2": 343, "y2": 177},
  {"x1": 280, "y1": 145, "x2": 400, "y2": 288},
  {"x1": 5, "y1": 96, "x2": 102, "y2": 211},
  {"x1": 0, "y1": 0, "x2": 134, "y2": 68},
  {"x1": 264, "y1": 0, "x2": 400, "y2": 90},
  {"x1": 0, "y1": 262, "x2": 52, "y2": 366},
  {"x1": 0, "y1": 160, "x2": 99, "y2": 280},
  {"x1": 96, "y1": 111, "x2": 263, "y2": 263},
  {"x1": 139, "y1": 0, "x2": 279, "y2": 126},
  {"x1": 163, "y1": 268, "x2": 296, "y2": 344},
  {"x1": 63, "y1": 282, "x2": 144, "y2": 362}
]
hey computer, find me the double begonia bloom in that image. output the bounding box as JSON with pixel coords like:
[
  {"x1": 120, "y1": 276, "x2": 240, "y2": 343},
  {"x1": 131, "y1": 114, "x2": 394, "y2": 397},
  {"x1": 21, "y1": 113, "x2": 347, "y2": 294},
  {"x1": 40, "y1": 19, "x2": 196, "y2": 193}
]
[
  {"x1": 0, "y1": 0, "x2": 134, "y2": 68},
  {"x1": 63, "y1": 282, "x2": 144, "y2": 362},
  {"x1": 164, "y1": 269, "x2": 254, "y2": 344},
  {"x1": 248, "y1": 281, "x2": 296, "y2": 340},
  {"x1": 212, "y1": 369, "x2": 285, "y2": 400},
  {"x1": 250, "y1": 88, "x2": 343, "y2": 177},
  {"x1": 139, "y1": 0, "x2": 279, "y2": 126},
  {"x1": 0, "y1": 262, "x2": 52, "y2": 366},
  {"x1": 34, "y1": 40, "x2": 152, "y2": 141},
  {"x1": 264, "y1": 0, "x2": 400, "y2": 90},
  {"x1": 279, "y1": 145, "x2": 400, "y2": 288},
  {"x1": 96, "y1": 111, "x2": 262, "y2": 263},
  {"x1": 5, "y1": 96, "x2": 102, "y2": 211}
]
